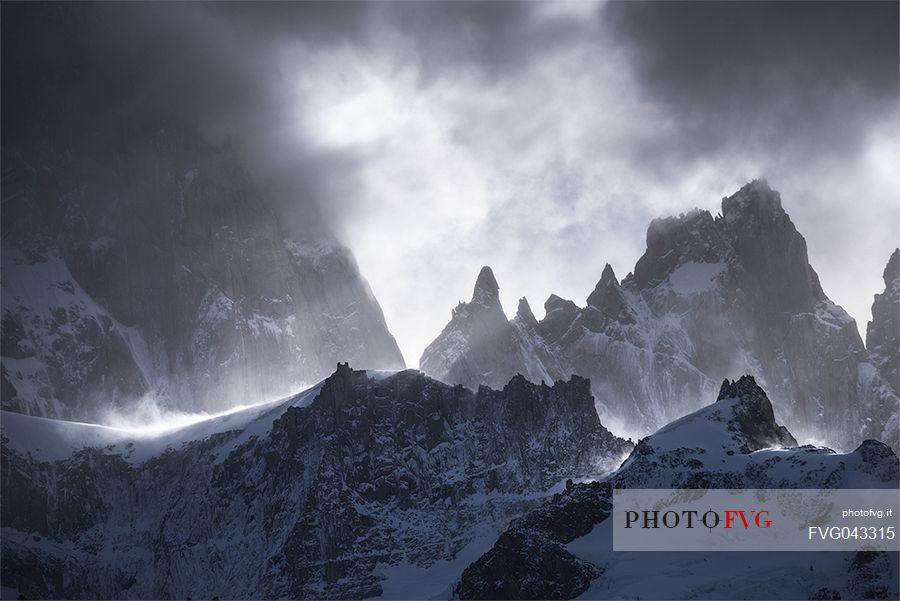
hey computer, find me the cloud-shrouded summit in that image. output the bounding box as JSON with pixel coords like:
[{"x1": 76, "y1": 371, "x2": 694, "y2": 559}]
[
  {"x1": 2, "y1": 1, "x2": 897, "y2": 365},
  {"x1": 418, "y1": 181, "x2": 900, "y2": 452}
]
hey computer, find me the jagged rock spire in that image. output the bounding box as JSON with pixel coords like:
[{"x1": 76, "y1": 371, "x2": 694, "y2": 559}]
[
  {"x1": 472, "y1": 266, "x2": 500, "y2": 306},
  {"x1": 600, "y1": 262, "x2": 617, "y2": 283},
  {"x1": 717, "y1": 374, "x2": 765, "y2": 402},
  {"x1": 716, "y1": 375, "x2": 798, "y2": 451},
  {"x1": 516, "y1": 297, "x2": 539, "y2": 329},
  {"x1": 586, "y1": 263, "x2": 633, "y2": 322},
  {"x1": 587, "y1": 263, "x2": 619, "y2": 305}
]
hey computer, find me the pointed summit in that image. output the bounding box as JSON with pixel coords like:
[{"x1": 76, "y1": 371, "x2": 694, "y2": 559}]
[
  {"x1": 586, "y1": 263, "x2": 632, "y2": 322},
  {"x1": 600, "y1": 262, "x2": 617, "y2": 283},
  {"x1": 472, "y1": 266, "x2": 500, "y2": 306},
  {"x1": 586, "y1": 264, "x2": 618, "y2": 304},
  {"x1": 713, "y1": 375, "x2": 797, "y2": 451},
  {"x1": 515, "y1": 297, "x2": 539, "y2": 329}
]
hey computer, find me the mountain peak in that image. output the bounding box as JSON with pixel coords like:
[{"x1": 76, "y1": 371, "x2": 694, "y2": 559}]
[
  {"x1": 586, "y1": 263, "x2": 618, "y2": 300},
  {"x1": 472, "y1": 266, "x2": 500, "y2": 305},
  {"x1": 720, "y1": 180, "x2": 826, "y2": 313},
  {"x1": 600, "y1": 263, "x2": 617, "y2": 284},
  {"x1": 586, "y1": 263, "x2": 633, "y2": 321},
  {"x1": 716, "y1": 375, "x2": 798, "y2": 451},
  {"x1": 516, "y1": 297, "x2": 539, "y2": 328},
  {"x1": 716, "y1": 374, "x2": 764, "y2": 403},
  {"x1": 721, "y1": 179, "x2": 784, "y2": 223}
]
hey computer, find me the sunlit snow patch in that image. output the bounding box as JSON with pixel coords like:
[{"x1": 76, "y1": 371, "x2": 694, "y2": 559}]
[{"x1": 0, "y1": 382, "x2": 325, "y2": 463}]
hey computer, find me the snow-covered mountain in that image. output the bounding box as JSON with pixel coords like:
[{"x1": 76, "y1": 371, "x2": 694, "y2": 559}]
[
  {"x1": 0, "y1": 364, "x2": 630, "y2": 599},
  {"x1": 453, "y1": 375, "x2": 900, "y2": 600},
  {"x1": 421, "y1": 181, "x2": 899, "y2": 452},
  {"x1": 1, "y1": 129, "x2": 405, "y2": 422}
]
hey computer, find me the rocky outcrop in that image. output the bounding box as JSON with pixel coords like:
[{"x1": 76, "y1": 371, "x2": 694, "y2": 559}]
[
  {"x1": 420, "y1": 181, "x2": 899, "y2": 452},
  {"x1": 0, "y1": 365, "x2": 630, "y2": 599},
  {"x1": 715, "y1": 375, "x2": 798, "y2": 453},
  {"x1": 453, "y1": 481, "x2": 611, "y2": 600}
]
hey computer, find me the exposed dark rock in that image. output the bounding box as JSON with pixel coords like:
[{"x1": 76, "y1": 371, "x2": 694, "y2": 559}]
[
  {"x1": 1, "y1": 365, "x2": 631, "y2": 599},
  {"x1": 866, "y1": 248, "x2": 899, "y2": 395}
]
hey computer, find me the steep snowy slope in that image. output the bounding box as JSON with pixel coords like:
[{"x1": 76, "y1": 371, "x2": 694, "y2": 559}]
[
  {"x1": 421, "y1": 181, "x2": 899, "y2": 452},
  {"x1": 453, "y1": 375, "x2": 899, "y2": 600},
  {"x1": 0, "y1": 365, "x2": 630, "y2": 600}
]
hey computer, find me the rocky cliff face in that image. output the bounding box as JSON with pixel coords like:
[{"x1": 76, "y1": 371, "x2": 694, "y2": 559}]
[
  {"x1": 867, "y1": 249, "x2": 899, "y2": 396},
  {"x1": 0, "y1": 365, "x2": 630, "y2": 599},
  {"x1": 420, "y1": 181, "x2": 899, "y2": 452},
  {"x1": 453, "y1": 375, "x2": 900, "y2": 600}
]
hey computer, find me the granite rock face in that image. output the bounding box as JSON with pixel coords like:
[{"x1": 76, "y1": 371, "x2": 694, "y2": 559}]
[
  {"x1": 867, "y1": 248, "x2": 900, "y2": 396},
  {"x1": 421, "y1": 181, "x2": 899, "y2": 452},
  {"x1": 0, "y1": 365, "x2": 631, "y2": 599}
]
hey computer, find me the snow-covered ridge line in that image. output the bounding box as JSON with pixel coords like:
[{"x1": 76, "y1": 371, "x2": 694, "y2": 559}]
[
  {"x1": 0, "y1": 380, "x2": 327, "y2": 463},
  {"x1": 1, "y1": 365, "x2": 630, "y2": 599},
  {"x1": 0, "y1": 369, "x2": 416, "y2": 463}
]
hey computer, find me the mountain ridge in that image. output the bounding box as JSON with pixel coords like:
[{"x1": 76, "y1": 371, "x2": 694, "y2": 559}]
[
  {"x1": 0, "y1": 364, "x2": 630, "y2": 599},
  {"x1": 420, "y1": 181, "x2": 899, "y2": 452}
]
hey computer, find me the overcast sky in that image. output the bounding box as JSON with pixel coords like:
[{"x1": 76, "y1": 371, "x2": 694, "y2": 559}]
[{"x1": 6, "y1": 1, "x2": 898, "y2": 366}]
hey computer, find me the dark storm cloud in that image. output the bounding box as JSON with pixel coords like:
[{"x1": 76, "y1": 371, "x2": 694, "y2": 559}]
[
  {"x1": 602, "y1": 1, "x2": 899, "y2": 162},
  {"x1": 2, "y1": 1, "x2": 897, "y2": 362},
  {"x1": 1, "y1": 2, "x2": 369, "y2": 131},
  {"x1": 1, "y1": 1, "x2": 379, "y2": 226},
  {"x1": 0, "y1": 2, "x2": 574, "y2": 139},
  {"x1": 370, "y1": 1, "x2": 597, "y2": 85},
  {"x1": 5, "y1": 1, "x2": 893, "y2": 182}
]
